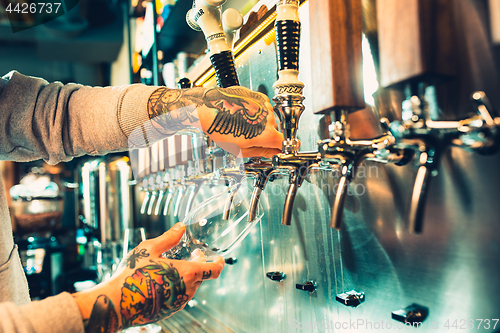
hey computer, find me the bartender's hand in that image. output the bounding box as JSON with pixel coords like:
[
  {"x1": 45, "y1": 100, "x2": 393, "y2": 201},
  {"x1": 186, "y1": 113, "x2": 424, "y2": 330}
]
[
  {"x1": 73, "y1": 222, "x2": 224, "y2": 333},
  {"x1": 148, "y1": 86, "x2": 283, "y2": 158}
]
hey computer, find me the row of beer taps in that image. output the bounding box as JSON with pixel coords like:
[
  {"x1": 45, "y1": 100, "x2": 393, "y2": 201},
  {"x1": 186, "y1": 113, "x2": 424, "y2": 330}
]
[
  {"x1": 138, "y1": 0, "x2": 500, "y2": 235},
  {"x1": 136, "y1": 0, "x2": 246, "y2": 223}
]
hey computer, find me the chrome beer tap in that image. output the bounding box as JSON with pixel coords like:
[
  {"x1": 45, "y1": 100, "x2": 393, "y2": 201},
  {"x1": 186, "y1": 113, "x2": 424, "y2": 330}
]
[
  {"x1": 139, "y1": 147, "x2": 152, "y2": 215},
  {"x1": 153, "y1": 139, "x2": 174, "y2": 216},
  {"x1": 242, "y1": 0, "x2": 322, "y2": 225},
  {"x1": 319, "y1": 109, "x2": 411, "y2": 229},
  {"x1": 146, "y1": 142, "x2": 161, "y2": 215},
  {"x1": 263, "y1": 0, "x2": 321, "y2": 226},
  {"x1": 389, "y1": 87, "x2": 500, "y2": 233}
]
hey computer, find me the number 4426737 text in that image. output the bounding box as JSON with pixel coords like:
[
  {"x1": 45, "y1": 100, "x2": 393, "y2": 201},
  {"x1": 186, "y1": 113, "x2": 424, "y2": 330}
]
[{"x1": 5, "y1": 2, "x2": 62, "y2": 14}]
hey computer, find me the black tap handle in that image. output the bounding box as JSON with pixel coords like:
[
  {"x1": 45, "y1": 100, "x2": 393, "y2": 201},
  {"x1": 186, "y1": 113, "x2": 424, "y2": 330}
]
[
  {"x1": 210, "y1": 50, "x2": 240, "y2": 88},
  {"x1": 275, "y1": 20, "x2": 301, "y2": 72},
  {"x1": 177, "y1": 78, "x2": 192, "y2": 89}
]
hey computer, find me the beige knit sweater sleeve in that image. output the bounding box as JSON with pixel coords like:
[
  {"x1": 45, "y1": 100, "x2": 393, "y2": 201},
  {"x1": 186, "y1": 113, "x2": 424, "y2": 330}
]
[{"x1": 0, "y1": 71, "x2": 160, "y2": 333}]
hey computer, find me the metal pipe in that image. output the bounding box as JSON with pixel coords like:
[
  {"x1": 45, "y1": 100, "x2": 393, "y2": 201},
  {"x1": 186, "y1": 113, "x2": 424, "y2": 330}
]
[
  {"x1": 248, "y1": 186, "x2": 263, "y2": 222},
  {"x1": 282, "y1": 181, "x2": 297, "y2": 226},
  {"x1": 140, "y1": 191, "x2": 150, "y2": 215},
  {"x1": 173, "y1": 186, "x2": 186, "y2": 219},
  {"x1": 223, "y1": 183, "x2": 241, "y2": 220},
  {"x1": 408, "y1": 164, "x2": 431, "y2": 234},
  {"x1": 330, "y1": 166, "x2": 351, "y2": 230},
  {"x1": 162, "y1": 188, "x2": 175, "y2": 216},
  {"x1": 146, "y1": 190, "x2": 157, "y2": 215},
  {"x1": 153, "y1": 189, "x2": 164, "y2": 216}
]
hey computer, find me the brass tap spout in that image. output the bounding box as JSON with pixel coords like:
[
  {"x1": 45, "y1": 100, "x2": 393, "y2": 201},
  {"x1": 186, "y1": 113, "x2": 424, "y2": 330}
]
[
  {"x1": 222, "y1": 182, "x2": 241, "y2": 220},
  {"x1": 272, "y1": 152, "x2": 320, "y2": 226},
  {"x1": 389, "y1": 92, "x2": 442, "y2": 234},
  {"x1": 242, "y1": 157, "x2": 283, "y2": 222},
  {"x1": 320, "y1": 109, "x2": 411, "y2": 229},
  {"x1": 162, "y1": 187, "x2": 175, "y2": 216}
]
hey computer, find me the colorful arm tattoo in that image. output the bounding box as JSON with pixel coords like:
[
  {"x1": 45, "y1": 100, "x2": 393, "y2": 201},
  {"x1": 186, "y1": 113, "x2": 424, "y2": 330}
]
[
  {"x1": 119, "y1": 248, "x2": 150, "y2": 270},
  {"x1": 147, "y1": 87, "x2": 268, "y2": 139},
  {"x1": 120, "y1": 261, "x2": 189, "y2": 327},
  {"x1": 84, "y1": 295, "x2": 121, "y2": 333},
  {"x1": 147, "y1": 87, "x2": 204, "y2": 135},
  {"x1": 202, "y1": 270, "x2": 212, "y2": 280}
]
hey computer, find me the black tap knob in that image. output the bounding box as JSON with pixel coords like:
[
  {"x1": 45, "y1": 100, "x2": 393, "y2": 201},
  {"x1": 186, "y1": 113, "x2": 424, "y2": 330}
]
[
  {"x1": 177, "y1": 78, "x2": 192, "y2": 89},
  {"x1": 392, "y1": 304, "x2": 429, "y2": 324},
  {"x1": 210, "y1": 50, "x2": 240, "y2": 87},
  {"x1": 296, "y1": 281, "x2": 316, "y2": 292},
  {"x1": 266, "y1": 271, "x2": 286, "y2": 282},
  {"x1": 335, "y1": 290, "x2": 365, "y2": 307},
  {"x1": 224, "y1": 257, "x2": 237, "y2": 265}
]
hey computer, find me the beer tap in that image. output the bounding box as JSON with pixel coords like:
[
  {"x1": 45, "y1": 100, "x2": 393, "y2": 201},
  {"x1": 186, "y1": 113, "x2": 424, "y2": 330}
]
[
  {"x1": 186, "y1": 2, "x2": 246, "y2": 220},
  {"x1": 139, "y1": 148, "x2": 151, "y2": 215},
  {"x1": 241, "y1": 0, "x2": 322, "y2": 225},
  {"x1": 374, "y1": 0, "x2": 500, "y2": 233},
  {"x1": 319, "y1": 110, "x2": 411, "y2": 229},
  {"x1": 146, "y1": 142, "x2": 161, "y2": 215},
  {"x1": 186, "y1": 0, "x2": 239, "y2": 87},
  {"x1": 389, "y1": 87, "x2": 500, "y2": 233},
  {"x1": 153, "y1": 136, "x2": 173, "y2": 216},
  {"x1": 222, "y1": 8, "x2": 243, "y2": 50},
  {"x1": 305, "y1": 0, "x2": 412, "y2": 229},
  {"x1": 266, "y1": 0, "x2": 321, "y2": 226},
  {"x1": 242, "y1": 157, "x2": 281, "y2": 222}
]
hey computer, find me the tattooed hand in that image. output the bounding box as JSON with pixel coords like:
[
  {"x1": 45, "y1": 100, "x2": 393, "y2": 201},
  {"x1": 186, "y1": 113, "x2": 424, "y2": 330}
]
[
  {"x1": 73, "y1": 222, "x2": 225, "y2": 333},
  {"x1": 147, "y1": 86, "x2": 283, "y2": 158}
]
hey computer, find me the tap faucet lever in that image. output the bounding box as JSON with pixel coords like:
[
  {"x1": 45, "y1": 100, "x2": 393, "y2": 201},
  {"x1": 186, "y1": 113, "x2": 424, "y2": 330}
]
[
  {"x1": 162, "y1": 188, "x2": 175, "y2": 216},
  {"x1": 140, "y1": 190, "x2": 150, "y2": 215},
  {"x1": 243, "y1": 157, "x2": 282, "y2": 222},
  {"x1": 154, "y1": 189, "x2": 165, "y2": 216},
  {"x1": 389, "y1": 92, "x2": 441, "y2": 234},
  {"x1": 146, "y1": 190, "x2": 157, "y2": 216},
  {"x1": 186, "y1": 0, "x2": 239, "y2": 87},
  {"x1": 222, "y1": 8, "x2": 243, "y2": 49},
  {"x1": 272, "y1": 152, "x2": 320, "y2": 226}
]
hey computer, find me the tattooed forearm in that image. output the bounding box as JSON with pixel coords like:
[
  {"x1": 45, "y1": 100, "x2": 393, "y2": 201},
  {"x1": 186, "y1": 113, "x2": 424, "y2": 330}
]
[
  {"x1": 202, "y1": 270, "x2": 212, "y2": 280},
  {"x1": 85, "y1": 295, "x2": 121, "y2": 333},
  {"x1": 119, "y1": 248, "x2": 149, "y2": 270},
  {"x1": 147, "y1": 86, "x2": 269, "y2": 139},
  {"x1": 204, "y1": 87, "x2": 268, "y2": 139},
  {"x1": 120, "y1": 261, "x2": 189, "y2": 327},
  {"x1": 148, "y1": 87, "x2": 205, "y2": 135}
]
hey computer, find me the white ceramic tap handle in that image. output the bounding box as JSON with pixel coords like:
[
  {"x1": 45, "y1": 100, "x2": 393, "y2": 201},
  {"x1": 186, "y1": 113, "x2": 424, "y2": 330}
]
[
  {"x1": 273, "y1": 0, "x2": 304, "y2": 96},
  {"x1": 222, "y1": 8, "x2": 243, "y2": 48},
  {"x1": 186, "y1": 0, "x2": 229, "y2": 55}
]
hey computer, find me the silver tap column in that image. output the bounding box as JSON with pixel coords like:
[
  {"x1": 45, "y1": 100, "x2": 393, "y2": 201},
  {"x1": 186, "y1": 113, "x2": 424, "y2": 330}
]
[
  {"x1": 272, "y1": 0, "x2": 304, "y2": 155},
  {"x1": 244, "y1": 0, "x2": 321, "y2": 227}
]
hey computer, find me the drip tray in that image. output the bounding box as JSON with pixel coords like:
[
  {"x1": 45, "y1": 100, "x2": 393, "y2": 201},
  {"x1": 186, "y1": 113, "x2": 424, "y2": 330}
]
[{"x1": 158, "y1": 305, "x2": 234, "y2": 333}]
